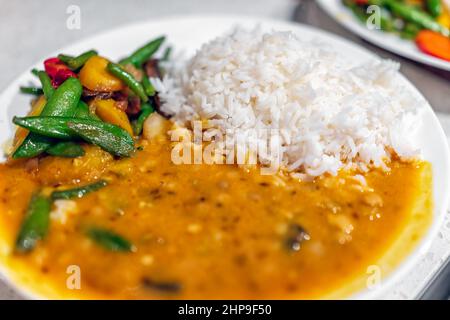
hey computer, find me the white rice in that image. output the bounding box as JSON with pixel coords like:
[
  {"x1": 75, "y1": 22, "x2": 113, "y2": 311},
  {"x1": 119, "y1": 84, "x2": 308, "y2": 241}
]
[{"x1": 152, "y1": 27, "x2": 425, "y2": 177}]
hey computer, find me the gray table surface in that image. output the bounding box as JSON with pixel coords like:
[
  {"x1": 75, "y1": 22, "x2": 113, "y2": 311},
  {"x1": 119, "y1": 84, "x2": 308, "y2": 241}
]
[{"x1": 0, "y1": 0, "x2": 448, "y2": 300}]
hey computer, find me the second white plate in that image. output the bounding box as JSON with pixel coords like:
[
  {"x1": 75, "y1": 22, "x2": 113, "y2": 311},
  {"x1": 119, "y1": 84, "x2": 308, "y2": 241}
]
[{"x1": 317, "y1": 0, "x2": 450, "y2": 71}]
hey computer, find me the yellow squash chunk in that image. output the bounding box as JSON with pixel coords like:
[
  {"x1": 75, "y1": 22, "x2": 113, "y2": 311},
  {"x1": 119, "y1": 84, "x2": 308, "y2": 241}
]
[
  {"x1": 94, "y1": 99, "x2": 133, "y2": 136},
  {"x1": 438, "y1": 8, "x2": 450, "y2": 29},
  {"x1": 11, "y1": 95, "x2": 47, "y2": 154},
  {"x1": 79, "y1": 56, "x2": 124, "y2": 92}
]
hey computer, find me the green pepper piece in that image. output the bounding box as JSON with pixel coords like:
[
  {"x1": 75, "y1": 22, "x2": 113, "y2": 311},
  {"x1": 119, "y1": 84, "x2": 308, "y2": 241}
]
[
  {"x1": 86, "y1": 227, "x2": 133, "y2": 252},
  {"x1": 107, "y1": 62, "x2": 148, "y2": 102},
  {"x1": 51, "y1": 180, "x2": 107, "y2": 200},
  {"x1": 15, "y1": 193, "x2": 52, "y2": 253},
  {"x1": 119, "y1": 36, "x2": 165, "y2": 67},
  {"x1": 46, "y1": 141, "x2": 85, "y2": 158}
]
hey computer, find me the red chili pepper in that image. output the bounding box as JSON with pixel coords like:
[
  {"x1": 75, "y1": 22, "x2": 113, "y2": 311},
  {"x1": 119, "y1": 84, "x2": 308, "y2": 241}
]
[{"x1": 44, "y1": 57, "x2": 77, "y2": 88}]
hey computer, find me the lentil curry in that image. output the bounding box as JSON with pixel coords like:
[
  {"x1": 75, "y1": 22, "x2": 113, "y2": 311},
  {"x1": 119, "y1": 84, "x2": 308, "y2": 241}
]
[{"x1": 0, "y1": 127, "x2": 432, "y2": 299}]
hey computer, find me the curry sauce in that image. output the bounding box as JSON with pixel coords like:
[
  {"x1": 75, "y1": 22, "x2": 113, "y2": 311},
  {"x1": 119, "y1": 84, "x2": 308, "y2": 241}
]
[{"x1": 0, "y1": 133, "x2": 433, "y2": 299}]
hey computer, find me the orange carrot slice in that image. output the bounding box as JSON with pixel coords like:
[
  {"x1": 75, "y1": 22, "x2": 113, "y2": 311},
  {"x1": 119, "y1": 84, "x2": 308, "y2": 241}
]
[{"x1": 416, "y1": 30, "x2": 450, "y2": 62}]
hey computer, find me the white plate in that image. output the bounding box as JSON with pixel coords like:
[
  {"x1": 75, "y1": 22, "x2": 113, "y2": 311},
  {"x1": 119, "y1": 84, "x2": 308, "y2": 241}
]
[
  {"x1": 317, "y1": 0, "x2": 450, "y2": 71},
  {"x1": 0, "y1": 14, "x2": 449, "y2": 300}
]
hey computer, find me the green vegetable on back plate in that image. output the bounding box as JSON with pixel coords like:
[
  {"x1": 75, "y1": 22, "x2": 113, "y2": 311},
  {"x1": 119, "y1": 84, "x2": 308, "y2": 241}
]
[
  {"x1": 46, "y1": 141, "x2": 85, "y2": 158},
  {"x1": 51, "y1": 180, "x2": 107, "y2": 200},
  {"x1": 12, "y1": 77, "x2": 83, "y2": 159},
  {"x1": 86, "y1": 227, "x2": 133, "y2": 252},
  {"x1": 373, "y1": 0, "x2": 449, "y2": 36},
  {"x1": 426, "y1": 0, "x2": 442, "y2": 18},
  {"x1": 15, "y1": 193, "x2": 52, "y2": 253},
  {"x1": 13, "y1": 116, "x2": 135, "y2": 157}
]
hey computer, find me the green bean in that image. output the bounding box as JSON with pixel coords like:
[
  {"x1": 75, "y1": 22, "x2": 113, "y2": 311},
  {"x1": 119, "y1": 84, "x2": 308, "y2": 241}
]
[
  {"x1": 107, "y1": 62, "x2": 148, "y2": 102},
  {"x1": 426, "y1": 0, "x2": 442, "y2": 17},
  {"x1": 31, "y1": 68, "x2": 39, "y2": 77},
  {"x1": 20, "y1": 86, "x2": 43, "y2": 95},
  {"x1": 58, "y1": 50, "x2": 98, "y2": 70},
  {"x1": 51, "y1": 180, "x2": 107, "y2": 200},
  {"x1": 74, "y1": 101, "x2": 100, "y2": 120},
  {"x1": 119, "y1": 36, "x2": 165, "y2": 67},
  {"x1": 68, "y1": 120, "x2": 134, "y2": 157},
  {"x1": 141, "y1": 75, "x2": 155, "y2": 97},
  {"x1": 57, "y1": 54, "x2": 74, "y2": 64},
  {"x1": 162, "y1": 46, "x2": 172, "y2": 61},
  {"x1": 86, "y1": 227, "x2": 133, "y2": 252},
  {"x1": 46, "y1": 141, "x2": 85, "y2": 158},
  {"x1": 13, "y1": 77, "x2": 83, "y2": 159},
  {"x1": 13, "y1": 116, "x2": 134, "y2": 157},
  {"x1": 133, "y1": 103, "x2": 154, "y2": 136},
  {"x1": 15, "y1": 193, "x2": 51, "y2": 253},
  {"x1": 379, "y1": 0, "x2": 449, "y2": 36},
  {"x1": 37, "y1": 70, "x2": 54, "y2": 99},
  {"x1": 13, "y1": 116, "x2": 74, "y2": 139}
]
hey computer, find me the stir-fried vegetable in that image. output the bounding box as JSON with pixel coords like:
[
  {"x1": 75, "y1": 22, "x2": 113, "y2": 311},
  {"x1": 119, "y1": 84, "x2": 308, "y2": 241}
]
[
  {"x1": 58, "y1": 49, "x2": 98, "y2": 70},
  {"x1": 119, "y1": 36, "x2": 165, "y2": 67},
  {"x1": 74, "y1": 101, "x2": 99, "y2": 120},
  {"x1": 106, "y1": 62, "x2": 149, "y2": 102},
  {"x1": 93, "y1": 99, "x2": 133, "y2": 135},
  {"x1": 51, "y1": 180, "x2": 108, "y2": 200},
  {"x1": 20, "y1": 86, "x2": 43, "y2": 95},
  {"x1": 11, "y1": 36, "x2": 170, "y2": 255},
  {"x1": 13, "y1": 77, "x2": 83, "y2": 159},
  {"x1": 37, "y1": 70, "x2": 55, "y2": 99},
  {"x1": 13, "y1": 116, "x2": 134, "y2": 156},
  {"x1": 343, "y1": 0, "x2": 450, "y2": 61},
  {"x1": 15, "y1": 193, "x2": 52, "y2": 253},
  {"x1": 133, "y1": 103, "x2": 154, "y2": 136},
  {"x1": 86, "y1": 227, "x2": 133, "y2": 252},
  {"x1": 141, "y1": 74, "x2": 156, "y2": 97},
  {"x1": 79, "y1": 56, "x2": 125, "y2": 92},
  {"x1": 46, "y1": 141, "x2": 85, "y2": 158}
]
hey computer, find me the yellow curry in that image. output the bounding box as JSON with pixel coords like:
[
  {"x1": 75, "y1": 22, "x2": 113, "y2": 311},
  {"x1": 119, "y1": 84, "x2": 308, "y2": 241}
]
[{"x1": 0, "y1": 126, "x2": 432, "y2": 299}]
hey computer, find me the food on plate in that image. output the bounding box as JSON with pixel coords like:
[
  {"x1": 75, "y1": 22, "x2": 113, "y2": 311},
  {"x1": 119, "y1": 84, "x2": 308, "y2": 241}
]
[
  {"x1": 0, "y1": 28, "x2": 432, "y2": 299},
  {"x1": 343, "y1": 0, "x2": 450, "y2": 61}
]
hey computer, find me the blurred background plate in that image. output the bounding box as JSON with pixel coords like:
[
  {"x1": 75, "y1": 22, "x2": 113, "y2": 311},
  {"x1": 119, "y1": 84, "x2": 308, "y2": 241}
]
[{"x1": 316, "y1": 0, "x2": 450, "y2": 72}]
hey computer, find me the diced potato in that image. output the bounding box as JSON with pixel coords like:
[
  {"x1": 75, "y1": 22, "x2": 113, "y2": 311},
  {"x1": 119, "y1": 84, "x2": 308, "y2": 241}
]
[
  {"x1": 79, "y1": 56, "x2": 124, "y2": 92},
  {"x1": 94, "y1": 99, "x2": 133, "y2": 135},
  {"x1": 143, "y1": 113, "x2": 167, "y2": 140}
]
